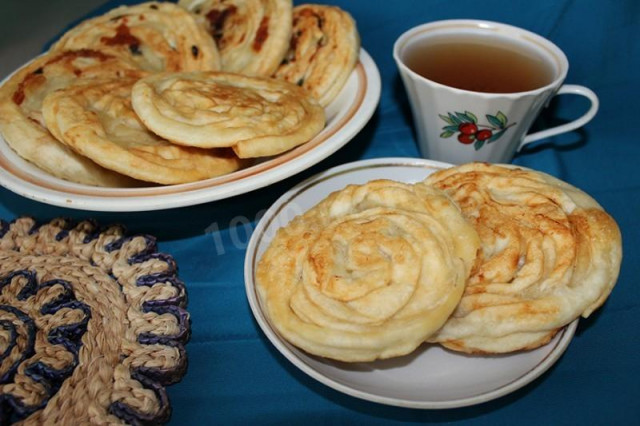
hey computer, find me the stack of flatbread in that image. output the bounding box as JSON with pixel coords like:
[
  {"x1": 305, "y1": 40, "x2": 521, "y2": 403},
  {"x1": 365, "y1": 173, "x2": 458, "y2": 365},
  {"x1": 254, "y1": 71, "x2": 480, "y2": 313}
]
[
  {"x1": 0, "y1": 1, "x2": 361, "y2": 186},
  {"x1": 256, "y1": 163, "x2": 622, "y2": 361}
]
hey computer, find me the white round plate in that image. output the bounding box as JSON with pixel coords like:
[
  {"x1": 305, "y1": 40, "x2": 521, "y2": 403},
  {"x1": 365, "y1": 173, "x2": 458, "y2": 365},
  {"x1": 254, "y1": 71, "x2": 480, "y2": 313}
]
[
  {"x1": 244, "y1": 157, "x2": 578, "y2": 409},
  {"x1": 0, "y1": 49, "x2": 380, "y2": 212}
]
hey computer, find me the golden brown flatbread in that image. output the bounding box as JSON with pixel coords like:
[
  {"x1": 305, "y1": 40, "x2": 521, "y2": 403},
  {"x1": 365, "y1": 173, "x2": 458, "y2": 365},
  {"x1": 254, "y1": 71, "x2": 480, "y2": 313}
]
[
  {"x1": 0, "y1": 49, "x2": 140, "y2": 186},
  {"x1": 423, "y1": 163, "x2": 622, "y2": 354},
  {"x1": 130, "y1": 71, "x2": 325, "y2": 158},
  {"x1": 42, "y1": 77, "x2": 244, "y2": 185},
  {"x1": 179, "y1": 0, "x2": 292, "y2": 76},
  {"x1": 273, "y1": 4, "x2": 360, "y2": 107},
  {"x1": 256, "y1": 180, "x2": 480, "y2": 362},
  {"x1": 52, "y1": 2, "x2": 220, "y2": 72}
]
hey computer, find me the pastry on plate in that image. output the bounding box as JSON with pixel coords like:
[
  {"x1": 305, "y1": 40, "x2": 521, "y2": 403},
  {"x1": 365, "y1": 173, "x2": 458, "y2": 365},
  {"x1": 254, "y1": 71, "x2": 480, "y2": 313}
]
[
  {"x1": 131, "y1": 71, "x2": 325, "y2": 158},
  {"x1": 256, "y1": 180, "x2": 480, "y2": 362},
  {"x1": 52, "y1": 1, "x2": 220, "y2": 72},
  {"x1": 273, "y1": 4, "x2": 360, "y2": 107},
  {"x1": 42, "y1": 76, "x2": 243, "y2": 185},
  {"x1": 179, "y1": 0, "x2": 292, "y2": 76},
  {"x1": 423, "y1": 163, "x2": 622, "y2": 354},
  {"x1": 0, "y1": 49, "x2": 140, "y2": 186}
]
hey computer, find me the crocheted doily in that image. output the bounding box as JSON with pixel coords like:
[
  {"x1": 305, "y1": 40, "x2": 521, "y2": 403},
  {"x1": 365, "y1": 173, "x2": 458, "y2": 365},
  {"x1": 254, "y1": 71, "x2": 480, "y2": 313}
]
[{"x1": 0, "y1": 217, "x2": 190, "y2": 425}]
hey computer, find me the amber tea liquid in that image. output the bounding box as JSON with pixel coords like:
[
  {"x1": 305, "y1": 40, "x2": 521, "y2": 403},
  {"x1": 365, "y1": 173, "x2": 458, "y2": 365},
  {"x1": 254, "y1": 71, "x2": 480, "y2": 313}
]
[{"x1": 403, "y1": 35, "x2": 555, "y2": 93}]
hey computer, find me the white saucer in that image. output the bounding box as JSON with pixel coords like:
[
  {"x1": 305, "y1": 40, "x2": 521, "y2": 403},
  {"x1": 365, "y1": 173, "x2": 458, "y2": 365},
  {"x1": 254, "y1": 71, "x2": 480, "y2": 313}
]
[{"x1": 244, "y1": 157, "x2": 578, "y2": 409}]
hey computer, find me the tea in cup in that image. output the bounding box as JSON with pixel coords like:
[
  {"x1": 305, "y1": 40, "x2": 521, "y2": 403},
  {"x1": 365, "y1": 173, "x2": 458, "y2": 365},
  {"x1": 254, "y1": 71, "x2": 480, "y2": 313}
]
[{"x1": 393, "y1": 20, "x2": 598, "y2": 164}]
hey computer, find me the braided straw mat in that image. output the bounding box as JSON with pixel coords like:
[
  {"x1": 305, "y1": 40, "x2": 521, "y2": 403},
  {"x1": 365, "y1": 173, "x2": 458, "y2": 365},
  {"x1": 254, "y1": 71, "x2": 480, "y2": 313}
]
[{"x1": 0, "y1": 217, "x2": 190, "y2": 425}]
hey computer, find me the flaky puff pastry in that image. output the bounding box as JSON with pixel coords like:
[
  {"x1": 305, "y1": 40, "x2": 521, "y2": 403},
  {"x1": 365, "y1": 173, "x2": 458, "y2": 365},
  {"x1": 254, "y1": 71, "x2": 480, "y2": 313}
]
[
  {"x1": 52, "y1": 2, "x2": 220, "y2": 72},
  {"x1": 42, "y1": 76, "x2": 243, "y2": 185},
  {"x1": 273, "y1": 4, "x2": 360, "y2": 107},
  {"x1": 0, "y1": 49, "x2": 139, "y2": 186},
  {"x1": 131, "y1": 71, "x2": 325, "y2": 158},
  {"x1": 256, "y1": 180, "x2": 480, "y2": 362},
  {"x1": 424, "y1": 163, "x2": 622, "y2": 354},
  {"x1": 179, "y1": 0, "x2": 292, "y2": 76}
]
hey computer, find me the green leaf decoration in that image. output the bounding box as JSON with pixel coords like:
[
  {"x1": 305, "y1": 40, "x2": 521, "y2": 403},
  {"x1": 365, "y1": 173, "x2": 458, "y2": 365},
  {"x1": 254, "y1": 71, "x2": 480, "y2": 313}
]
[
  {"x1": 474, "y1": 139, "x2": 485, "y2": 150},
  {"x1": 448, "y1": 113, "x2": 462, "y2": 125},
  {"x1": 488, "y1": 129, "x2": 506, "y2": 142},
  {"x1": 486, "y1": 114, "x2": 503, "y2": 129},
  {"x1": 443, "y1": 125, "x2": 459, "y2": 132},
  {"x1": 496, "y1": 111, "x2": 508, "y2": 127},
  {"x1": 455, "y1": 112, "x2": 472, "y2": 123},
  {"x1": 440, "y1": 130, "x2": 455, "y2": 138},
  {"x1": 465, "y1": 111, "x2": 478, "y2": 123},
  {"x1": 439, "y1": 114, "x2": 454, "y2": 125}
]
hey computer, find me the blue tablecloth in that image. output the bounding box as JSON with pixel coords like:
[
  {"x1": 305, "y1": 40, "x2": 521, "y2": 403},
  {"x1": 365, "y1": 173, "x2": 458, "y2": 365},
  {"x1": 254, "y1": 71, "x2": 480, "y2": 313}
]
[{"x1": 1, "y1": 0, "x2": 638, "y2": 424}]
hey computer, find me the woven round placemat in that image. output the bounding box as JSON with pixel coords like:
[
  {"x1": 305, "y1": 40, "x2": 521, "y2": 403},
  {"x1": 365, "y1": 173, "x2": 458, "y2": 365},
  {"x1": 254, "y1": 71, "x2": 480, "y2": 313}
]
[{"x1": 0, "y1": 217, "x2": 190, "y2": 425}]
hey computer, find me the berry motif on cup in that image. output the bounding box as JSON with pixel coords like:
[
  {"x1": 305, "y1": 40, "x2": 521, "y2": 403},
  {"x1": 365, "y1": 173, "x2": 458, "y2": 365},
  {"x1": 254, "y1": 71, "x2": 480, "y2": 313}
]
[{"x1": 439, "y1": 111, "x2": 517, "y2": 150}]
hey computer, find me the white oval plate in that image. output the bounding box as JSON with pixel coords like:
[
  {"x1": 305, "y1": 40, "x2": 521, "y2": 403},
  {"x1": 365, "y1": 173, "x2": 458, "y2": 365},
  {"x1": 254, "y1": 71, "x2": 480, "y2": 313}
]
[
  {"x1": 244, "y1": 157, "x2": 578, "y2": 409},
  {"x1": 0, "y1": 49, "x2": 380, "y2": 212}
]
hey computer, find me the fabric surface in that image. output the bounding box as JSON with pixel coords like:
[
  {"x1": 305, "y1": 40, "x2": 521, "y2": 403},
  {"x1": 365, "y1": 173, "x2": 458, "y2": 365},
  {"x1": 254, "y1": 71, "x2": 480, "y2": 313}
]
[{"x1": 0, "y1": 0, "x2": 638, "y2": 424}]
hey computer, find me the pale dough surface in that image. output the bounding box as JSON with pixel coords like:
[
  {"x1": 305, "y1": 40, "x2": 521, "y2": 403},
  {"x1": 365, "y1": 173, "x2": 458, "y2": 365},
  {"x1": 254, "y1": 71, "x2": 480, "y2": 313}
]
[
  {"x1": 0, "y1": 49, "x2": 140, "y2": 186},
  {"x1": 42, "y1": 76, "x2": 243, "y2": 185},
  {"x1": 52, "y1": 1, "x2": 220, "y2": 72},
  {"x1": 273, "y1": 4, "x2": 360, "y2": 107},
  {"x1": 424, "y1": 163, "x2": 622, "y2": 354},
  {"x1": 256, "y1": 180, "x2": 480, "y2": 362},
  {"x1": 131, "y1": 71, "x2": 325, "y2": 158},
  {"x1": 179, "y1": 0, "x2": 292, "y2": 76}
]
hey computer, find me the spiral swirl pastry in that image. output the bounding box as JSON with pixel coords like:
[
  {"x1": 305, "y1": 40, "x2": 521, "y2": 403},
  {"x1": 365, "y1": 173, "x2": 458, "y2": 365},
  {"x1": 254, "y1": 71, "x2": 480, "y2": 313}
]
[
  {"x1": 0, "y1": 217, "x2": 190, "y2": 424},
  {"x1": 273, "y1": 4, "x2": 360, "y2": 107},
  {"x1": 42, "y1": 76, "x2": 243, "y2": 184},
  {"x1": 0, "y1": 49, "x2": 140, "y2": 186},
  {"x1": 256, "y1": 180, "x2": 480, "y2": 362},
  {"x1": 423, "y1": 163, "x2": 622, "y2": 354},
  {"x1": 52, "y1": 2, "x2": 220, "y2": 72},
  {"x1": 179, "y1": 0, "x2": 292, "y2": 76},
  {"x1": 131, "y1": 71, "x2": 325, "y2": 158}
]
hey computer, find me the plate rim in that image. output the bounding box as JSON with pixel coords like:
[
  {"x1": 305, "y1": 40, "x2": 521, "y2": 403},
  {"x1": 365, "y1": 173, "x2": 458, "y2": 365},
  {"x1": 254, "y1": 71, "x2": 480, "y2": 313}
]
[
  {"x1": 0, "y1": 49, "x2": 381, "y2": 212},
  {"x1": 243, "y1": 156, "x2": 578, "y2": 409}
]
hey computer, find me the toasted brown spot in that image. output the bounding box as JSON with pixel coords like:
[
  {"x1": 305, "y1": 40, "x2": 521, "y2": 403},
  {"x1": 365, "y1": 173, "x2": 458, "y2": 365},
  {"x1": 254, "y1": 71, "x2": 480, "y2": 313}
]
[
  {"x1": 290, "y1": 31, "x2": 301, "y2": 52},
  {"x1": 12, "y1": 73, "x2": 46, "y2": 106},
  {"x1": 281, "y1": 30, "x2": 301, "y2": 65},
  {"x1": 13, "y1": 50, "x2": 113, "y2": 106},
  {"x1": 206, "y1": 6, "x2": 237, "y2": 43},
  {"x1": 46, "y1": 49, "x2": 112, "y2": 66},
  {"x1": 12, "y1": 87, "x2": 26, "y2": 105},
  {"x1": 252, "y1": 16, "x2": 269, "y2": 52},
  {"x1": 101, "y1": 23, "x2": 141, "y2": 48}
]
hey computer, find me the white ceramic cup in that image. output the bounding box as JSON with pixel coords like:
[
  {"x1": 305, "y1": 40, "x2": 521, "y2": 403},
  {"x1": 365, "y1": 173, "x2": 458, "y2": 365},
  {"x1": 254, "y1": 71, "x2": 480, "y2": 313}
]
[{"x1": 393, "y1": 20, "x2": 599, "y2": 164}]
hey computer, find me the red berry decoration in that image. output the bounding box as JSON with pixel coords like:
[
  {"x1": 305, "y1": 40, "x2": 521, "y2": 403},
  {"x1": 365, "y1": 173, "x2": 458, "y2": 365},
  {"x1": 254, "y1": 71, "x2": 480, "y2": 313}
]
[
  {"x1": 457, "y1": 133, "x2": 475, "y2": 144},
  {"x1": 439, "y1": 111, "x2": 516, "y2": 149},
  {"x1": 458, "y1": 122, "x2": 478, "y2": 135},
  {"x1": 476, "y1": 129, "x2": 493, "y2": 141}
]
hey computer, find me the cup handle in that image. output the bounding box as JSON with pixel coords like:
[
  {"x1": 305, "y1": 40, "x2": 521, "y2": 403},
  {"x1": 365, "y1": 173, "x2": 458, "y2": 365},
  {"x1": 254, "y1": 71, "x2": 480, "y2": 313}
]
[{"x1": 518, "y1": 84, "x2": 599, "y2": 150}]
